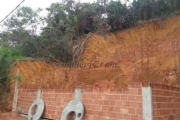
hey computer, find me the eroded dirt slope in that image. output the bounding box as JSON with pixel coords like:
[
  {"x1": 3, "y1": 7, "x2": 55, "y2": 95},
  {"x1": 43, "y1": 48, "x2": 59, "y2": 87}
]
[
  {"x1": 82, "y1": 15, "x2": 180, "y2": 85},
  {"x1": 82, "y1": 16, "x2": 180, "y2": 63},
  {"x1": 8, "y1": 15, "x2": 180, "y2": 95}
]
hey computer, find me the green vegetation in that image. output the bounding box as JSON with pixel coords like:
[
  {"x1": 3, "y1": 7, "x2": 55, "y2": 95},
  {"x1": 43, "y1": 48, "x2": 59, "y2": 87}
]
[{"x1": 0, "y1": 48, "x2": 27, "y2": 84}]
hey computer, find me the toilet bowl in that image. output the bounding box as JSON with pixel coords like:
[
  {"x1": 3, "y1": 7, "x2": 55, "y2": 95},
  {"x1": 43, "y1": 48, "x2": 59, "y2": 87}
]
[
  {"x1": 60, "y1": 89, "x2": 84, "y2": 120},
  {"x1": 28, "y1": 89, "x2": 45, "y2": 120}
]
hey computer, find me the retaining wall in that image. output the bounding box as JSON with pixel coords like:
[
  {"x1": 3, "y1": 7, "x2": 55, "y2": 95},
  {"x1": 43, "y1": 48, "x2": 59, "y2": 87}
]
[
  {"x1": 151, "y1": 83, "x2": 180, "y2": 120},
  {"x1": 17, "y1": 83, "x2": 180, "y2": 120},
  {"x1": 17, "y1": 83, "x2": 142, "y2": 120}
]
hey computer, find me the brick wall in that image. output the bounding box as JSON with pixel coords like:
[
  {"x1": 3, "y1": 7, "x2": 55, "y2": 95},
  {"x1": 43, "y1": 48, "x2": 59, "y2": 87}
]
[
  {"x1": 17, "y1": 83, "x2": 142, "y2": 120},
  {"x1": 151, "y1": 83, "x2": 180, "y2": 120}
]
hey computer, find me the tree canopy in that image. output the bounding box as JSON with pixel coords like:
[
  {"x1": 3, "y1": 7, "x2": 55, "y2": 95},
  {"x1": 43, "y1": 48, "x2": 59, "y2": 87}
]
[{"x1": 0, "y1": 0, "x2": 180, "y2": 64}]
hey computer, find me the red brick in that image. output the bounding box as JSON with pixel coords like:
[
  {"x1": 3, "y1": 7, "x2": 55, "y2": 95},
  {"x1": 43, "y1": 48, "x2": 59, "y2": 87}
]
[
  {"x1": 91, "y1": 94, "x2": 97, "y2": 99},
  {"x1": 18, "y1": 88, "x2": 145, "y2": 120},
  {"x1": 121, "y1": 95, "x2": 128, "y2": 101},
  {"x1": 109, "y1": 101, "x2": 116, "y2": 106},
  {"x1": 115, "y1": 101, "x2": 122, "y2": 106},
  {"x1": 123, "y1": 114, "x2": 131, "y2": 119},
  {"x1": 136, "y1": 96, "x2": 142, "y2": 102},
  {"x1": 129, "y1": 89, "x2": 139, "y2": 95},
  {"x1": 94, "y1": 105, "x2": 102, "y2": 111},
  {"x1": 108, "y1": 106, "x2": 114, "y2": 111},
  {"x1": 85, "y1": 109, "x2": 92, "y2": 114},
  {"x1": 129, "y1": 102, "x2": 138, "y2": 108},
  {"x1": 103, "y1": 100, "x2": 109, "y2": 105},
  {"x1": 128, "y1": 96, "x2": 136, "y2": 101},
  {"x1": 96, "y1": 94, "x2": 103, "y2": 99},
  {"x1": 121, "y1": 101, "x2": 129, "y2": 107},
  {"x1": 110, "y1": 112, "x2": 117, "y2": 118},
  {"x1": 153, "y1": 110, "x2": 160, "y2": 116},
  {"x1": 91, "y1": 111, "x2": 100, "y2": 116},
  {"x1": 137, "y1": 103, "x2": 142, "y2": 108},
  {"x1": 131, "y1": 115, "x2": 138, "y2": 120},
  {"x1": 116, "y1": 113, "x2": 124, "y2": 119},
  {"x1": 102, "y1": 106, "x2": 108, "y2": 111},
  {"x1": 82, "y1": 98, "x2": 93, "y2": 104},
  {"x1": 120, "y1": 108, "x2": 129, "y2": 114},
  {"x1": 108, "y1": 95, "x2": 115, "y2": 100},
  {"x1": 84, "y1": 115, "x2": 93, "y2": 120},
  {"x1": 116, "y1": 89, "x2": 123, "y2": 94},
  {"x1": 110, "y1": 89, "x2": 116, "y2": 94},
  {"x1": 138, "y1": 115, "x2": 143, "y2": 120},
  {"x1": 102, "y1": 95, "x2": 108, "y2": 100},
  {"x1": 114, "y1": 107, "x2": 120, "y2": 112},
  {"x1": 102, "y1": 111, "x2": 109, "y2": 117},
  {"x1": 129, "y1": 108, "x2": 136, "y2": 114},
  {"x1": 97, "y1": 111, "x2": 103, "y2": 116},
  {"x1": 113, "y1": 95, "x2": 121, "y2": 100},
  {"x1": 93, "y1": 115, "x2": 101, "y2": 120},
  {"x1": 136, "y1": 109, "x2": 142, "y2": 115},
  {"x1": 123, "y1": 89, "x2": 129, "y2": 94}
]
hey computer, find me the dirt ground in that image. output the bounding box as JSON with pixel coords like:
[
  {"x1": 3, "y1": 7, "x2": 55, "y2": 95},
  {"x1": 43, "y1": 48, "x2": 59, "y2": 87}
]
[{"x1": 0, "y1": 112, "x2": 26, "y2": 120}]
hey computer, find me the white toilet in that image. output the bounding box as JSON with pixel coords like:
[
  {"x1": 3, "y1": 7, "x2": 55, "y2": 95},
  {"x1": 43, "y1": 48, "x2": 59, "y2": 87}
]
[{"x1": 60, "y1": 89, "x2": 84, "y2": 120}]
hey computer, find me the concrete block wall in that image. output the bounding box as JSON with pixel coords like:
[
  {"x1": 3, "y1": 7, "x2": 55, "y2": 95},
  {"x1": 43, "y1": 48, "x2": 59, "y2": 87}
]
[
  {"x1": 151, "y1": 83, "x2": 180, "y2": 120},
  {"x1": 17, "y1": 83, "x2": 142, "y2": 120}
]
